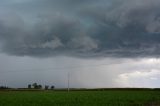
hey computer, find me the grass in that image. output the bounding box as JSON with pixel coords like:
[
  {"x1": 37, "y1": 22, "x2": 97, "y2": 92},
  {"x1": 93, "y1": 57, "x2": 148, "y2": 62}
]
[{"x1": 0, "y1": 90, "x2": 160, "y2": 106}]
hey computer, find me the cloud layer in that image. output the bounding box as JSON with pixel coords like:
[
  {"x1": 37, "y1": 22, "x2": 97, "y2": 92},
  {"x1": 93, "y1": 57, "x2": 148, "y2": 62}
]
[
  {"x1": 116, "y1": 69, "x2": 160, "y2": 87},
  {"x1": 0, "y1": 0, "x2": 160, "y2": 57}
]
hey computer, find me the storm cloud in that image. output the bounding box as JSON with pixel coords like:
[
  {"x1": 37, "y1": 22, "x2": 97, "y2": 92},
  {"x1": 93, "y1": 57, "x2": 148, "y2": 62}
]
[{"x1": 0, "y1": 0, "x2": 160, "y2": 58}]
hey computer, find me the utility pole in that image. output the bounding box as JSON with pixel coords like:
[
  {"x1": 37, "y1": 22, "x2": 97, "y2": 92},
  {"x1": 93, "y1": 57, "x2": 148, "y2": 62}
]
[{"x1": 68, "y1": 71, "x2": 70, "y2": 92}]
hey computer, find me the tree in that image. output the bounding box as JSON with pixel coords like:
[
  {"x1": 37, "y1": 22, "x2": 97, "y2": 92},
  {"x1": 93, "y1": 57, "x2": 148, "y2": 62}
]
[
  {"x1": 28, "y1": 84, "x2": 32, "y2": 89},
  {"x1": 32, "y1": 83, "x2": 38, "y2": 89},
  {"x1": 51, "y1": 85, "x2": 55, "y2": 90},
  {"x1": 38, "y1": 85, "x2": 42, "y2": 89},
  {"x1": 45, "y1": 85, "x2": 49, "y2": 90}
]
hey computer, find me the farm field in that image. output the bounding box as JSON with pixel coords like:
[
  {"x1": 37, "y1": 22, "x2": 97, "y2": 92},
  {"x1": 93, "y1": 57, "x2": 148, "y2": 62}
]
[{"x1": 0, "y1": 90, "x2": 160, "y2": 106}]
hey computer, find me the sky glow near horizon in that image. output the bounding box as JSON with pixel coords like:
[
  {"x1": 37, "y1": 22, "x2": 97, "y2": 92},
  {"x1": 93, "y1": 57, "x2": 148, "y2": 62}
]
[{"x1": 0, "y1": 0, "x2": 160, "y2": 88}]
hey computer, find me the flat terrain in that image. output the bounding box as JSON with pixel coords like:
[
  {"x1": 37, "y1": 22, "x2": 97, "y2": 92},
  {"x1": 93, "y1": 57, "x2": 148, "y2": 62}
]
[{"x1": 0, "y1": 90, "x2": 160, "y2": 106}]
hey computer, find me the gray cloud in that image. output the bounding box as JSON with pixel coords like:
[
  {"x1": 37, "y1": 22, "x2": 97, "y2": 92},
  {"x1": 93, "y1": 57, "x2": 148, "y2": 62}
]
[{"x1": 0, "y1": 0, "x2": 160, "y2": 58}]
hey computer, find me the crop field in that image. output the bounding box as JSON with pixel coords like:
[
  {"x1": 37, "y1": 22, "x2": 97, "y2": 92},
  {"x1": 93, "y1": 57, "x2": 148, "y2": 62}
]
[{"x1": 0, "y1": 90, "x2": 160, "y2": 106}]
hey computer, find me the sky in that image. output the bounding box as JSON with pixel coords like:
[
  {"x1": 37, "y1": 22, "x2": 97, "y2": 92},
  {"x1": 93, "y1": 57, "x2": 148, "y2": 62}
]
[{"x1": 0, "y1": 0, "x2": 160, "y2": 88}]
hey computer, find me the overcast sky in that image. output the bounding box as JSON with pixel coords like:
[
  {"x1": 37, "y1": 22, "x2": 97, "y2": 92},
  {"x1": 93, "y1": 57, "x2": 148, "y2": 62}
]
[{"x1": 0, "y1": 0, "x2": 160, "y2": 88}]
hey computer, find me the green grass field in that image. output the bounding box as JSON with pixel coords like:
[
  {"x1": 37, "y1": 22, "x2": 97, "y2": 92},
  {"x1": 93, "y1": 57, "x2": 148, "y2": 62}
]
[{"x1": 0, "y1": 90, "x2": 160, "y2": 106}]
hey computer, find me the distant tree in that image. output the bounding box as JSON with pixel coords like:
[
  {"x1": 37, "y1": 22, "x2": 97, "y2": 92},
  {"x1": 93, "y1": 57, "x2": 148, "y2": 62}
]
[
  {"x1": 51, "y1": 86, "x2": 55, "y2": 90},
  {"x1": 38, "y1": 85, "x2": 42, "y2": 89},
  {"x1": 45, "y1": 85, "x2": 49, "y2": 90},
  {"x1": 28, "y1": 84, "x2": 32, "y2": 89},
  {"x1": 32, "y1": 83, "x2": 38, "y2": 89}
]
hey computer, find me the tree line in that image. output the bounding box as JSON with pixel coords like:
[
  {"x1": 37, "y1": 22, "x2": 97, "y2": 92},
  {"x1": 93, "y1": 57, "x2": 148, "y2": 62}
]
[
  {"x1": 0, "y1": 83, "x2": 55, "y2": 90},
  {"x1": 0, "y1": 86, "x2": 10, "y2": 89},
  {"x1": 28, "y1": 83, "x2": 55, "y2": 90}
]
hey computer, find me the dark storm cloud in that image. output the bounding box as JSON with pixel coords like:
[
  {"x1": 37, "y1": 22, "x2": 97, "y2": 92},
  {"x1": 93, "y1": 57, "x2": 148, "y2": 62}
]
[{"x1": 0, "y1": 0, "x2": 160, "y2": 57}]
